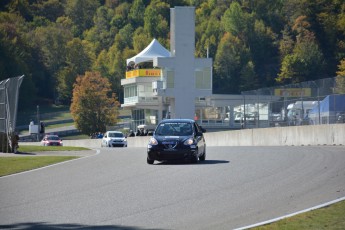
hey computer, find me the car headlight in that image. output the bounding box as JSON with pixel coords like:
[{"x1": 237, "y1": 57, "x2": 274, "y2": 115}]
[
  {"x1": 184, "y1": 138, "x2": 194, "y2": 145},
  {"x1": 148, "y1": 137, "x2": 158, "y2": 145}
]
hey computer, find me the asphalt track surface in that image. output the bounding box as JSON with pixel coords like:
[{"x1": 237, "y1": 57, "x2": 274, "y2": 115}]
[{"x1": 0, "y1": 146, "x2": 345, "y2": 230}]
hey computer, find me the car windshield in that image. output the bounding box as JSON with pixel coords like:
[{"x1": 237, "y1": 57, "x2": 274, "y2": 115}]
[
  {"x1": 47, "y1": 136, "x2": 59, "y2": 140},
  {"x1": 109, "y1": 132, "x2": 123, "y2": 138},
  {"x1": 155, "y1": 122, "x2": 193, "y2": 136}
]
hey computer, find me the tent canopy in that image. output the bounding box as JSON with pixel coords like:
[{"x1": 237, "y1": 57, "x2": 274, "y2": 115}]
[{"x1": 126, "y1": 39, "x2": 170, "y2": 65}]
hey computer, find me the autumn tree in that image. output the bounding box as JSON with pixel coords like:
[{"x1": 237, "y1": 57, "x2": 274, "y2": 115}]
[{"x1": 70, "y1": 71, "x2": 120, "y2": 135}]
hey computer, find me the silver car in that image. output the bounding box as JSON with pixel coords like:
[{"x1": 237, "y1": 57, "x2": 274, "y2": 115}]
[{"x1": 101, "y1": 131, "x2": 127, "y2": 147}]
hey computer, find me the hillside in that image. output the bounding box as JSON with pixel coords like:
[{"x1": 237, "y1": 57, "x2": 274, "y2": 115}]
[{"x1": 1, "y1": 0, "x2": 345, "y2": 109}]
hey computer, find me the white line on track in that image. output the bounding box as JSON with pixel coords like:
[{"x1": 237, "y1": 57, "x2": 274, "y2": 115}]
[
  {"x1": 234, "y1": 196, "x2": 345, "y2": 230},
  {"x1": 0, "y1": 149, "x2": 100, "y2": 179}
]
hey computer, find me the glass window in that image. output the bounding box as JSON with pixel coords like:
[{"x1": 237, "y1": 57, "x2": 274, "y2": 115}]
[
  {"x1": 195, "y1": 67, "x2": 211, "y2": 89},
  {"x1": 167, "y1": 71, "x2": 174, "y2": 88}
]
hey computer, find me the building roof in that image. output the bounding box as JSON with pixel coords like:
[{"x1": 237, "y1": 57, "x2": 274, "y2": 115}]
[{"x1": 126, "y1": 39, "x2": 170, "y2": 65}]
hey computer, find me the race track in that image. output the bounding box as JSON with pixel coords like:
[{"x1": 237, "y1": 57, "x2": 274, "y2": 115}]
[{"x1": 0, "y1": 146, "x2": 344, "y2": 229}]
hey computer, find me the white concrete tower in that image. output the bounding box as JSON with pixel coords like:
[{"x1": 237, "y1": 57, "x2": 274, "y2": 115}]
[{"x1": 154, "y1": 6, "x2": 212, "y2": 120}]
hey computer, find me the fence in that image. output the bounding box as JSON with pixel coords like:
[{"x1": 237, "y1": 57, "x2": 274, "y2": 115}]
[
  {"x1": 0, "y1": 76, "x2": 24, "y2": 152},
  {"x1": 241, "y1": 77, "x2": 345, "y2": 128}
]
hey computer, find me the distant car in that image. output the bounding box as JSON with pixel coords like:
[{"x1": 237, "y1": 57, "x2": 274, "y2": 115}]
[
  {"x1": 41, "y1": 135, "x2": 63, "y2": 146},
  {"x1": 147, "y1": 119, "x2": 206, "y2": 164},
  {"x1": 101, "y1": 131, "x2": 127, "y2": 147}
]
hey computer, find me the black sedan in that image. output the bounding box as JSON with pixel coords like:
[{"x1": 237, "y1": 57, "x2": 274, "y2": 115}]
[{"x1": 147, "y1": 119, "x2": 206, "y2": 164}]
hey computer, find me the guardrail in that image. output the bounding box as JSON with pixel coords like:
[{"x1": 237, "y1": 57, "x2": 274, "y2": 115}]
[{"x1": 20, "y1": 124, "x2": 344, "y2": 148}]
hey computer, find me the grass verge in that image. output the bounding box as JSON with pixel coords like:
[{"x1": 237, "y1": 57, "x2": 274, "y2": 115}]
[
  {"x1": 251, "y1": 199, "x2": 345, "y2": 229},
  {"x1": 1, "y1": 145, "x2": 90, "y2": 177},
  {"x1": 18, "y1": 145, "x2": 89, "y2": 152},
  {"x1": 0, "y1": 156, "x2": 78, "y2": 177}
]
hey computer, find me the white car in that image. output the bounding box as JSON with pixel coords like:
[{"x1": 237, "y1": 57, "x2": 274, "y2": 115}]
[{"x1": 101, "y1": 131, "x2": 127, "y2": 147}]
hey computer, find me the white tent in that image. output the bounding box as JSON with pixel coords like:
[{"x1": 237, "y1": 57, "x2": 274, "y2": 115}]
[{"x1": 126, "y1": 39, "x2": 170, "y2": 65}]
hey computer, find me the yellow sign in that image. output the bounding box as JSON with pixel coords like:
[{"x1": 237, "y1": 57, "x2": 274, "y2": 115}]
[
  {"x1": 274, "y1": 88, "x2": 311, "y2": 97},
  {"x1": 126, "y1": 69, "x2": 161, "y2": 78}
]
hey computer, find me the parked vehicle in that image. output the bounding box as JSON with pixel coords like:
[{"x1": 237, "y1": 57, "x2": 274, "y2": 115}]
[
  {"x1": 41, "y1": 135, "x2": 63, "y2": 146},
  {"x1": 309, "y1": 94, "x2": 345, "y2": 124},
  {"x1": 147, "y1": 119, "x2": 206, "y2": 164},
  {"x1": 101, "y1": 131, "x2": 127, "y2": 147},
  {"x1": 287, "y1": 101, "x2": 317, "y2": 125}
]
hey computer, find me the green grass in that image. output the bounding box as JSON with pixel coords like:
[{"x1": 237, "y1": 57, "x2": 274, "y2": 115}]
[
  {"x1": 44, "y1": 121, "x2": 75, "y2": 129},
  {"x1": 18, "y1": 145, "x2": 89, "y2": 152},
  {"x1": 0, "y1": 144, "x2": 90, "y2": 177},
  {"x1": 17, "y1": 105, "x2": 71, "y2": 126},
  {"x1": 61, "y1": 134, "x2": 90, "y2": 140},
  {"x1": 0, "y1": 156, "x2": 78, "y2": 177},
  {"x1": 251, "y1": 200, "x2": 345, "y2": 229}
]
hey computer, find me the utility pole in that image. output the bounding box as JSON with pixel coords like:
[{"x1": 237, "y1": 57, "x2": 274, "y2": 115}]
[{"x1": 37, "y1": 105, "x2": 40, "y2": 141}]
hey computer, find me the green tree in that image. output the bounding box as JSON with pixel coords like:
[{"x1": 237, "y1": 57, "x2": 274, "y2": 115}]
[
  {"x1": 31, "y1": 0, "x2": 64, "y2": 22},
  {"x1": 222, "y1": 2, "x2": 247, "y2": 39},
  {"x1": 70, "y1": 71, "x2": 120, "y2": 135},
  {"x1": 277, "y1": 16, "x2": 325, "y2": 83},
  {"x1": 65, "y1": 0, "x2": 100, "y2": 37},
  {"x1": 0, "y1": 12, "x2": 37, "y2": 107},
  {"x1": 132, "y1": 27, "x2": 151, "y2": 53},
  {"x1": 32, "y1": 23, "x2": 73, "y2": 100},
  {"x1": 196, "y1": 13, "x2": 221, "y2": 59},
  {"x1": 129, "y1": 0, "x2": 145, "y2": 28},
  {"x1": 240, "y1": 61, "x2": 259, "y2": 91},
  {"x1": 57, "y1": 38, "x2": 94, "y2": 103},
  {"x1": 335, "y1": 58, "x2": 345, "y2": 94},
  {"x1": 144, "y1": 1, "x2": 169, "y2": 39},
  {"x1": 213, "y1": 32, "x2": 250, "y2": 94},
  {"x1": 84, "y1": 6, "x2": 116, "y2": 54}
]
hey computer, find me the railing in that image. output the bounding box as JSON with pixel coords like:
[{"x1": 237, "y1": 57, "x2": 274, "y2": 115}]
[{"x1": 124, "y1": 96, "x2": 159, "y2": 104}]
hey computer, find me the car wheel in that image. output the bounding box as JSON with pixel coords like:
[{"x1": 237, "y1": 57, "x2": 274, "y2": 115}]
[
  {"x1": 199, "y1": 148, "x2": 206, "y2": 161},
  {"x1": 147, "y1": 157, "x2": 154, "y2": 164},
  {"x1": 191, "y1": 150, "x2": 198, "y2": 163}
]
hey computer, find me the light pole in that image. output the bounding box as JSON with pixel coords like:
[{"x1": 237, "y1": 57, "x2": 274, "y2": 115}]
[{"x1": 37, "y1": 105, "x2": 40, "y2": 141}]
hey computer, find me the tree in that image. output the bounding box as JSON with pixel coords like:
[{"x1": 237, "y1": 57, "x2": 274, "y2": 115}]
[
  {"x1": 84, "y1": 6, "x2": 116, "y2": 54},
  {"x1": 144, "y1": 1, "x2": 169, "y2": 39},
  {"x1": 64, "y1": 0, "x2": 100, "y2": 37},
  {"x1": 222, "y1": 2, "x2": 247, "y2": 38},
  {"x1": 129, "y1": 0, "x2": 145, "y2": 28},
  {"x1": 57, "y1": 37, "x2": 95, "y2": 103},
  {"x1": 70, "y1": 71, "x2": 120, "y2": 135},
  {"x1": 277, "y1": 16, "x2": 325, "y2": 83},
  {"x1": 335, "y1": 58, "x2": 345, "y2": 94},
  {"x1": 240, "y1": 61, "x2": 259, "y2": 91},
  {"x1": 213, "y1": 32, "x2": 250, "y2": 94}
]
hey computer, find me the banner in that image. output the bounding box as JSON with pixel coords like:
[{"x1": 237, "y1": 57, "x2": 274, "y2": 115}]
[
  {"x1": 126, "y1": 69, "x2": 161, "y2": 78},
  {"x1": 274, "y1": 88, "x2": 311, "y2": 97}
]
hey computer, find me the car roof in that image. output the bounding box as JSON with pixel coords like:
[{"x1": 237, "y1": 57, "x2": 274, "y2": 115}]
[
  {"x1": 159, "y1": 119, "x2": 195, "y2": 124},
  {"x1": 107, "y1": 131, "x2": 123, "y2": 133}
]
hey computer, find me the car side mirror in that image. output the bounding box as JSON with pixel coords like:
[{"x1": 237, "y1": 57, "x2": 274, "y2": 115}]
[
  {"x1": 199, "y1": 126, "x2": 206, "y2": 133},
  {"x1": 196, "y1": 131, "x2": 203, "y2": 137}
]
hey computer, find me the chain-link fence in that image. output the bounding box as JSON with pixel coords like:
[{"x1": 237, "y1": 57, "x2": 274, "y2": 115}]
[
  {"x1": 0, "y1": 76, "x2": 24, "y2": 152},
  {"x1": 241, "y1": 77, "x2": 345, "y2": 128}
]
